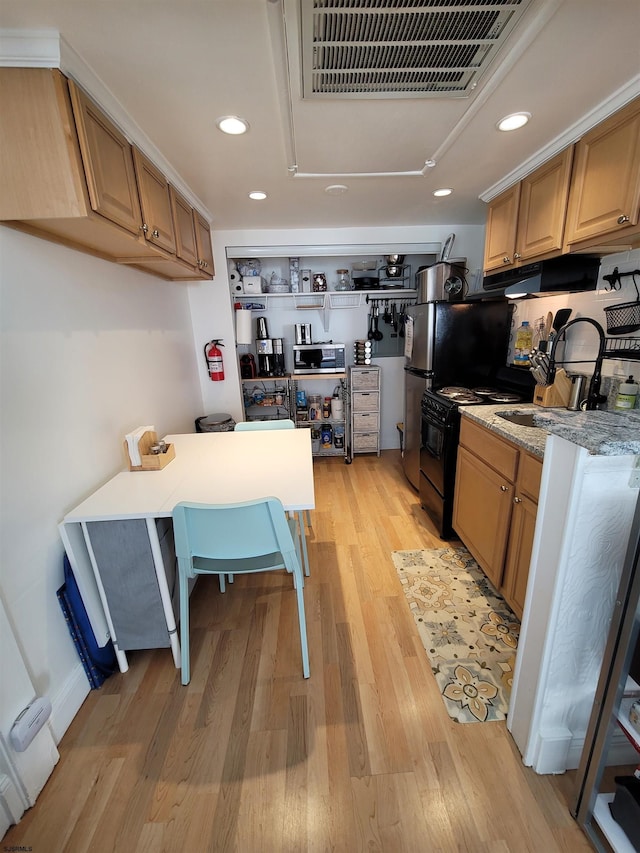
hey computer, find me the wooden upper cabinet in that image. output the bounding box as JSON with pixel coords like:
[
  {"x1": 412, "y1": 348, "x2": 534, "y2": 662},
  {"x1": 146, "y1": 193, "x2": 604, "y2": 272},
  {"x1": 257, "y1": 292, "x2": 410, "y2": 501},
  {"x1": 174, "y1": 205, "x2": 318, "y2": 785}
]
[
  {"x1": 483, "y1": 148, "x2": 573, "y2": 274},
  {"x1": 565, "y1": 98, "x2": 640, "y2": 247},
  {"x1": 483, "y1": 183, "x2": 521, "y2": 272},
  {"x1": 0, "y1": 67, "x2": 214, "y2": 281},
  {"x1": 516, "y1": 147, "x2": 573, "y2": 260},
  {"x1": 67, "y1": 79, "x2": 143, "y2": 237},
  {"x1": 194, "y1": 210, "x2": 215, "y2": 277},
  {"x1": 0, "y1": 68, "x2": 89, "y2": 220},
  {"x1": 132, "y1": 148, "x2": 176, "y2": 254},
  {"x1": 169, "y1": 186, "x2": 199, "y2": 268}
]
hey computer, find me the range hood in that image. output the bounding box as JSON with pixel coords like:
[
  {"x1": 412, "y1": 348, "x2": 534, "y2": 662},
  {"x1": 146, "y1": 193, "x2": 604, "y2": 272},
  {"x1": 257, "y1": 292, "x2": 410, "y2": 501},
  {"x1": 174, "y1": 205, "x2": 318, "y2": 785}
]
[{"x1": 483, "y1": 256, "x2": 600, "y2": 298}]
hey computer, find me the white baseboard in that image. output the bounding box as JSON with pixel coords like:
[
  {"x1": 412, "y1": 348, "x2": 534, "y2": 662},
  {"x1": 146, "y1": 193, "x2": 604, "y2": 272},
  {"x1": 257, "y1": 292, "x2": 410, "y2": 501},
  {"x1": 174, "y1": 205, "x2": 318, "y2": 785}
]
[
  {"x1": 48, "y1": 663, "x2": 90, "y2": 745},
  {"x1": 528, "y1": 727, "x2": 573, "y2": 774},
  {"x1": 526, "y1": 727, "x2": 638, "y2": 775}
]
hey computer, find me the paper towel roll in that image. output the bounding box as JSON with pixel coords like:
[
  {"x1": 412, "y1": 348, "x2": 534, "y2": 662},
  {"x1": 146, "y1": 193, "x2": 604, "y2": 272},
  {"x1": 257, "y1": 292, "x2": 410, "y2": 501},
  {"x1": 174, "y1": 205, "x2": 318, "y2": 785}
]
[{"x1": 236, "y1": 308, "x2": 253, "y2": 345}]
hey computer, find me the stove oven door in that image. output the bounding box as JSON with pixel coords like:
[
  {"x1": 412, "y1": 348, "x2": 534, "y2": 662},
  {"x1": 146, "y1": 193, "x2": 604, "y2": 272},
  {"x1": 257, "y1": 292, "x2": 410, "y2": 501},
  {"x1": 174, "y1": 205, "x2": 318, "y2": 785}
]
[{"x1": 419, "y1": 409, "x2": 459, "y2": 538}]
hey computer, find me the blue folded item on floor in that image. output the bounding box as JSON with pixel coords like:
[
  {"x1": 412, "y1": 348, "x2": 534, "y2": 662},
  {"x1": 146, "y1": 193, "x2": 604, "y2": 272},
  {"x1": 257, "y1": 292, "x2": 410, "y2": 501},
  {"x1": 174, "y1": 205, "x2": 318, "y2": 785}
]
[{"x1": 57, "y1": 555, "x2": 117, "y2": 689}]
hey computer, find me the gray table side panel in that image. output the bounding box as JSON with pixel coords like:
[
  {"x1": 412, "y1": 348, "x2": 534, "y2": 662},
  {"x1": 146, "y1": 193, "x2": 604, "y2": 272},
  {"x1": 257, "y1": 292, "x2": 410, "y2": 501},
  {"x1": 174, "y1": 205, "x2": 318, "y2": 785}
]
[{"x1": 86, "y1": 519, "x2": 170, "y2": 649}]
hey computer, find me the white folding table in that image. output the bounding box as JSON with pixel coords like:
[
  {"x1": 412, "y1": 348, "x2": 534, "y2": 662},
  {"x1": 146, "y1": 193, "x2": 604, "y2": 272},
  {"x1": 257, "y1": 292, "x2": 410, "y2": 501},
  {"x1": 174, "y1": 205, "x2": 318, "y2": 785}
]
[{"x1": 60, "y1": 429, "x2": 315, "y2": 672}]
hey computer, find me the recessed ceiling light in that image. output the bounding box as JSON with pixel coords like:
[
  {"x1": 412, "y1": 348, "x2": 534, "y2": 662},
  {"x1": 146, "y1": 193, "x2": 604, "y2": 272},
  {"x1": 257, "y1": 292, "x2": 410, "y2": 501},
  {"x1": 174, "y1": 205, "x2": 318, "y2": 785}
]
[
  {"x1": 216, "y1": 115, "x2": 249, "y2": 135},
  {"x1": 248, "y1": 191, "x2": 267, "y2": 201},
  {"x1": 497, "y1": 112, "x2": 531, "y2": 132},
  {"x1": 433, "y1": 188, "x2": 452, "y2": 197},
  {"x1": 325, "y1": 184, "x2": 348, "y2": 195}
]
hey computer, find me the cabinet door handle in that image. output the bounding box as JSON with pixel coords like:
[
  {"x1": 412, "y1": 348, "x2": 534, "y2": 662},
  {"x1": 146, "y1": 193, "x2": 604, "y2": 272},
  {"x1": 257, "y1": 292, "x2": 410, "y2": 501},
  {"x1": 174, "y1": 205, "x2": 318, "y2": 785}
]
[
  {"x1": 500, "y1": 485, "x2": 509, "y2": 492},
  {"x1": 513, "y1": 252, "x2": 522, "y2": 260},
  {"x1": 617, "y1": 215, "x2": 630, "y2": 225},
  {"x1": 151, "y1": 229, "x2": 160, "y2": 238},
  {"x1": 140, "y1": 223, "x2": 148, "y2": 234},
  {"x1": 514, "y1": 496, "x2": 522, "y2": 503},
  {"x1": 502, "y1": 256, "x2": 511, "y2": 264}
]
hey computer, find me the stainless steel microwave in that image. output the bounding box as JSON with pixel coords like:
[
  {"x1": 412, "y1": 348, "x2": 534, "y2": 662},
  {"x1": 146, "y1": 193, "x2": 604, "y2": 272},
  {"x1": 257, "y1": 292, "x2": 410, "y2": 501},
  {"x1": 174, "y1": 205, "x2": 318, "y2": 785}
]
[{"x1": 292, "y1": 343, "x2": 346, "y2": 374}]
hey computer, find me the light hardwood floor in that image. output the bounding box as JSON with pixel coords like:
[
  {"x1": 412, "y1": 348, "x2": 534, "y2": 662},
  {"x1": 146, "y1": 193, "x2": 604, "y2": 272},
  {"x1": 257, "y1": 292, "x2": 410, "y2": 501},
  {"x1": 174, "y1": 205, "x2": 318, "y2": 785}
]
[{"x1": 5, "y1": 450, "x2": 592, "y2": 852}]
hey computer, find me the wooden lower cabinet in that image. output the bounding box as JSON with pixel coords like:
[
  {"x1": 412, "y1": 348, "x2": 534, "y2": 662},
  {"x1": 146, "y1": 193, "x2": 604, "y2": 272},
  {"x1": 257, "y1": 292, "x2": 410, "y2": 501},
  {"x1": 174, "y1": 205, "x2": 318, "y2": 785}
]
[
  {"x1": 501, "y1": 492, "x2": 538, "y2": 618},
  {"x1": 453, "y1": 418, "x2": 543, "y2": 619},
  {"x1": 453, "y1": 445, "x2": 513, "y2": 588}
]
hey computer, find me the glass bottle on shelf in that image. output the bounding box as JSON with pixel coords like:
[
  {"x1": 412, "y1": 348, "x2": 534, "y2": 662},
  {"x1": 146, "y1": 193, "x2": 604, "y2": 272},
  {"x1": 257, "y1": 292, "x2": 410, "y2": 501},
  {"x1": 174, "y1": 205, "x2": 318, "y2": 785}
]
[{"x1": 335, "y1": 269, "x2": 351, "y2": 291}]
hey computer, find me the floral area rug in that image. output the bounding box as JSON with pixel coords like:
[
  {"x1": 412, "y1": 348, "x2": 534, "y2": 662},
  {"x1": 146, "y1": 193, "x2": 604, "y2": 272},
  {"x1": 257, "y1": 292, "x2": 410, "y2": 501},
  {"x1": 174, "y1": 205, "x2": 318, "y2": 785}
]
[{"x1": 391, "y1": 547, "x2": 520, "y2": 724}]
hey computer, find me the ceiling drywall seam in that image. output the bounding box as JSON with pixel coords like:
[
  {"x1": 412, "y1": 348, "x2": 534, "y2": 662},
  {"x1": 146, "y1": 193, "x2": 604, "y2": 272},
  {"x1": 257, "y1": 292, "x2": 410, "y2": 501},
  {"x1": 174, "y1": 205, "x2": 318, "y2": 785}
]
[{"x1": 266, "y1": 0, "x2": 298, "y2": 175}]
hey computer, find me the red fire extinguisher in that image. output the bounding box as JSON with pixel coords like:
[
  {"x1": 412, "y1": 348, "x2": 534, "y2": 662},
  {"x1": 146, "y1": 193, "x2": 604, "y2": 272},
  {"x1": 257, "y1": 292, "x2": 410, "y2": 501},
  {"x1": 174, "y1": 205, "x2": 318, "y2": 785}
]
[{"x1": 204, "y1": 339, "x2": 225, "y2": 381}]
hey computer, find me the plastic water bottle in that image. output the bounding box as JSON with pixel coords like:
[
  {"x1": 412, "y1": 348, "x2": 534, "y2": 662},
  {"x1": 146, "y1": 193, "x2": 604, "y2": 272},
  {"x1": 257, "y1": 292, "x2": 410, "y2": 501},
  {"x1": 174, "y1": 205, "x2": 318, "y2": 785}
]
[{"x1": 513, "y1": 320, "x2": 533, "y2": 367}]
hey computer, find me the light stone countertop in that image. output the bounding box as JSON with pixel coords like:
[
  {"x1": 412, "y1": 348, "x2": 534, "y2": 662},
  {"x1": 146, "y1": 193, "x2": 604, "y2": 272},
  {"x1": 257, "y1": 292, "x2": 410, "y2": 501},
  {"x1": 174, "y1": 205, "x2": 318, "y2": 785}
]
[{"x1": 461, "y1": 404, "x2": 640, "y2": 459}]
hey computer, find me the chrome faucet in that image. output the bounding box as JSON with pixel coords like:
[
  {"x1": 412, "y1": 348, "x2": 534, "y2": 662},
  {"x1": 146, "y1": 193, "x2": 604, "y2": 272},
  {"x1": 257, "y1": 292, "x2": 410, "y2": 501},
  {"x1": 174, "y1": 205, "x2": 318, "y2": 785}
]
[{"x1": 549, "y1": 317, "x2": 608, "y2": 410}]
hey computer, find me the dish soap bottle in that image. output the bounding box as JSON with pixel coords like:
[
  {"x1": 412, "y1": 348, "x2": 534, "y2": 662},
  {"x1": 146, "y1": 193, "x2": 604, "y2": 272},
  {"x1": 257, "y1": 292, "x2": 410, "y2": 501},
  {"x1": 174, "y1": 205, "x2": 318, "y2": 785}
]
[
  {"x1": 513, "y1": 320, "x2": 533, "y2": 367},
  {"x1": 614, "y1": 375, "x2": 638, "y2": 411}
]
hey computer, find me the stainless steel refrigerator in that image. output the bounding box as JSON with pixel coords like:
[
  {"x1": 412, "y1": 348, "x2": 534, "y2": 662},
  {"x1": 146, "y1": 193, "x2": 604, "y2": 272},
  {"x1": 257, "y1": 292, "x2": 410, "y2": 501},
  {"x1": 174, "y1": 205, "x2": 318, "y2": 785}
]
[{"x1": 402, "y1": 298, "x2": 512, "y2": 489}]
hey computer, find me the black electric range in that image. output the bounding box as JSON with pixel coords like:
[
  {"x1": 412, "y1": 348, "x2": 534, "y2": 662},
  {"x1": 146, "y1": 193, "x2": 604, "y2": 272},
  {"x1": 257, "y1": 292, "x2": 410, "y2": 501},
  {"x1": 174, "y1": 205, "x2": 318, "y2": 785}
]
[
  {"x1": 425, "y1": 365, "x2": 535, "y2": 422},
  {"x1": 419, "y1": 367, "x2": 534, "y2": 538}
]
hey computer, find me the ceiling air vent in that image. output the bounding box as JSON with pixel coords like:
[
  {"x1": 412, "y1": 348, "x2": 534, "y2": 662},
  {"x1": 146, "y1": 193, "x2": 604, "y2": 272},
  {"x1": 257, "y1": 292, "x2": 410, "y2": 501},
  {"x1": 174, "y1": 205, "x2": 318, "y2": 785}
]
[{"x1": 300, "y1": 0, "x2": 532, "y2": 99}]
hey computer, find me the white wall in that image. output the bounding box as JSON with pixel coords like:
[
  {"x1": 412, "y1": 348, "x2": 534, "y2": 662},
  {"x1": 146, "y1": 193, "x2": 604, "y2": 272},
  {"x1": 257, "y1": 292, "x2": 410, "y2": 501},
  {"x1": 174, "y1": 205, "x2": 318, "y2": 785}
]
[
  {"x1": 192, "y1": 224, "x2": 487, "y2": 446},
  {"x1": 0, "y1": 227, "x2": 203, "y2": 740}
]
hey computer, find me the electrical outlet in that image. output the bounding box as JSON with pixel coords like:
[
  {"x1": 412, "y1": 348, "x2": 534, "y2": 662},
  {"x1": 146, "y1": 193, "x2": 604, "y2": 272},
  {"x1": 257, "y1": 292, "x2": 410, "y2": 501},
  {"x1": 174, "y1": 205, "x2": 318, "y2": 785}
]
[{"x1": 629, "y1": 456, "x2": 640, "y2": 488}]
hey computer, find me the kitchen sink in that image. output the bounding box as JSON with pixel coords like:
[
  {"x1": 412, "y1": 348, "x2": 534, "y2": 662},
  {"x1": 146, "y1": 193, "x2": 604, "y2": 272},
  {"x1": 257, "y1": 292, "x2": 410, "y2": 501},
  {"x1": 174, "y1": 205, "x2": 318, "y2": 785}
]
[{"x1": 496, "y1": 412, "x2": 539, "y2": 428}]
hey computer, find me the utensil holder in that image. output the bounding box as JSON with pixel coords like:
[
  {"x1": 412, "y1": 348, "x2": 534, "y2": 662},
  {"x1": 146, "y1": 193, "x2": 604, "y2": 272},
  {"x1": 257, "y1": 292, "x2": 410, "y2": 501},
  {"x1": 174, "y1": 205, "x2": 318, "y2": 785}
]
[
  {"x1": 604, "y1": 298, "x2": 640, "y2": 335},
  {"x1": 604, "y1": 270, "x2": 640, "y2": 335},
  {"x1": 533, "y1": 368, "x2": 572, "y2": 408},
  {"x1": 124, "y1": 430, "x2": 175, "y2": 471}
]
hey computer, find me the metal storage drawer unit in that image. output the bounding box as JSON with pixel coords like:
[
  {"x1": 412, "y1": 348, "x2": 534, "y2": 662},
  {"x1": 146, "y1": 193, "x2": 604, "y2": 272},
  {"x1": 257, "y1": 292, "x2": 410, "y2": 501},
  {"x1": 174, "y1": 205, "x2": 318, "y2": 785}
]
[{"x1": 349, "y1": 366, "x2": 381, "y2": 457}]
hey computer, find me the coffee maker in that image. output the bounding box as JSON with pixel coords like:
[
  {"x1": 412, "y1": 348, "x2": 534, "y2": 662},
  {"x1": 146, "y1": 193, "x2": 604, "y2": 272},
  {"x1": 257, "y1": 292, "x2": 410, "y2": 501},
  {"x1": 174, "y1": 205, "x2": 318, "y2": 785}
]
[
  {"x1": 272, "y1": 338, "x2": 285, "y2": 377},
  {"x1": 255, "y1": 317, "x2": 273, "y2": 376},
  {"x1": 239, "y1": 353, "x2": 256, "y2": 379},
  {"x1": 295, "y1": 323, "x2": 312, "y2": 345}
]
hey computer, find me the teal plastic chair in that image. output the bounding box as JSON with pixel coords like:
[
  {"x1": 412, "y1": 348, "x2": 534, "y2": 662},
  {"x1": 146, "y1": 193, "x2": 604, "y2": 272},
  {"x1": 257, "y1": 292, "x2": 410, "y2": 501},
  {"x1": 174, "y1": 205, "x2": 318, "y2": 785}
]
[
  {"x1": 234, "y1": 417, "x2": 312, "y2": 572},
  {"x1": 173, "y1": 497, "x2": 310, "y2": 684},
  {"x1": 234, "y1": 419, "x2": 295, "y2": 431}
]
